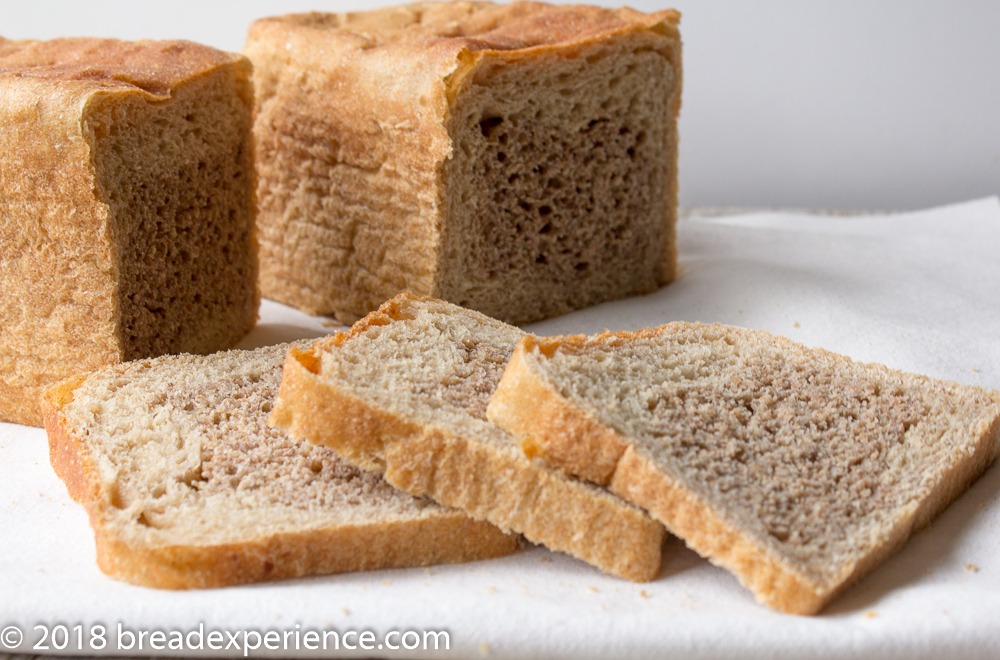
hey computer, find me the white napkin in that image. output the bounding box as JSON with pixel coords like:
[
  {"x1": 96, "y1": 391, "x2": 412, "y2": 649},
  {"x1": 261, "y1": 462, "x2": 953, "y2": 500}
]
[{"x1": 1, "y1": 198, "x2": 998, "y2": 659}]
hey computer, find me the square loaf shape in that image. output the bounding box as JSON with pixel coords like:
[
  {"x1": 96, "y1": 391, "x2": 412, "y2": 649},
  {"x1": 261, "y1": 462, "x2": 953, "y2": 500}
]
[
  {"x1": 0, "y1": 38, "x2": 259, "y2": 426},
  {"x1": 246, "y1": 1, "x2": 681, "y2": 324}
]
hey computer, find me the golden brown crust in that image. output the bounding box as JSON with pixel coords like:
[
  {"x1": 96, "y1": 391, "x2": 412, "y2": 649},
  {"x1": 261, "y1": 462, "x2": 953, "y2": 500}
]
[
  {"x1": 89, "y1": 509, "x2": 517, "y2": 590},
  {"x1": 43, "y1": 361, "x2": 518, "y2": 590},
  {"x1": 269, "y1": 295, "x2": 665, "y2": 582},
  {"x1": 489, "y1": 327, "x2": 1000, "y2": 614},
  {"x1": 488, "y1": 339, "x2": 628, "y2": 484},
  {"x1": 43, "y1": 376, "x2": 102, "y2": 507},
  {"x1": 0, "y1": 38, "x2": 244, "y2": 97},
  {"x1": 252, "y1": 3, "x2": 679, "y2": 57}
]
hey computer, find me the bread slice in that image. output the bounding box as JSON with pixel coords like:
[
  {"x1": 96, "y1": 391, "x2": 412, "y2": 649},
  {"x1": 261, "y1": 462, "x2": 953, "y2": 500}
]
[
  {"x1": 244, "y1": 2, "x2": 681, "y2": 325},
  {"x1": 42, "y1": 342, "x2": 518, "y2": 589},
  {"x1": 0, "y1": 37, "x2": 259, "y2": 427},
  {"x1": 487, "y1": 323, "x2": 1000, "y2": 614},
  {"x1": 269, "y1": 294, "x2": 665, "y2": 581}
]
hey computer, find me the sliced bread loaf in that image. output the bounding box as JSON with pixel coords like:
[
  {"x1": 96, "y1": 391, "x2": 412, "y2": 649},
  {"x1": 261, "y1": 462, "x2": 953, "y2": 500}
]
[
  {"x1": 486, "y1": 323, "x2": 1000, "y2": 613},
  {"x1": 0, "y1": 37, "x2": 259, "y2": 427},
  {"x1": 42, "y1": 342, "x2": 518, "y2": 589},
  {"x1": 269, "y1": 294, "x2": 666, "y2": 582},
  {"x1": 245, "y1": 2, "x2": 681, "y2": 325}
]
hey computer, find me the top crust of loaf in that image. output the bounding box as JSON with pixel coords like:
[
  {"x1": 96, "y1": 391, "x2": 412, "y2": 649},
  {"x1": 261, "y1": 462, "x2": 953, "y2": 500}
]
[
  {"x1": 0, "y1": 37, "x2": 246, "y2": 97},
  {"x1": 250, "y1": 3, "x2": 679, "y2": 57},
  {"x1": 487, "y1": 323, "x2": 1000, "y2": 614}
]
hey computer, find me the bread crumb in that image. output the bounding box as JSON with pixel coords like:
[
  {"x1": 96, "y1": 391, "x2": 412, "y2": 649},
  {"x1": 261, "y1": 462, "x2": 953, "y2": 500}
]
[
  {"x1": 382, "y1": 579, "x2": 391, "y2": 585},
  {"x1": 864, "y1": 610, "x2": 877, "y2": 619},
  {"x1": 587, "y1": 586, "x2": 599, "y2": 593},
  {"x1": 971, "y1": 367, "x2": 980, "y2": 373},
  {"x1": 486, "y1": 586, "x2": 497, "y2": 594},
  {"x1": 639, "y1": 590, "x2": 651, "y2": 599},
  {"x1": 539, "y1": 556, "x2": 552, "y2": 563},
  {"x1": 925, "y1": 568, "x2": 933, "y2": 575},
  {"x1": 342, "y1": 608, "x2": 350, "y2": 615},
  {"x1": 967, "y1": 564, "x2": 980, "y2": 573},
  {"x1": 793, "y1": 322, "x2": 800, "y2": 328},
  {"x1": 480, "y1": 642, "x2": 491, "y2": 655}
]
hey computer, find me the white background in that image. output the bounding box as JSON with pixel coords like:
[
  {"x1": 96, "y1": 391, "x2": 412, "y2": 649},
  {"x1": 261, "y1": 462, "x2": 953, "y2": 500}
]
[{"x1": 3, "y1": 0, "x2": 998, "y2": 211}]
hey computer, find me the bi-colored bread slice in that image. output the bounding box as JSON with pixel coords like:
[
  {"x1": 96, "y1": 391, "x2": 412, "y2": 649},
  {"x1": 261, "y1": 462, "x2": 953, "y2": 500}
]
[
  {"x1": 487, "y1": 323, "x2": 1000, "y2": 614},
  {"x1": 269, "y1": 294, "x2": 665, "y2": 582},
  {"x1": 42, "y1": 342, "x2": 518, "y2": 589}
]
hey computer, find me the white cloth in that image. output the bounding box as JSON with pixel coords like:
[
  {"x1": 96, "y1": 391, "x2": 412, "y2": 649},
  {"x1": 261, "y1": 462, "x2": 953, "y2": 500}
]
[{"x1": 2, "y1": 198, "x2": 999, "y2": 659}]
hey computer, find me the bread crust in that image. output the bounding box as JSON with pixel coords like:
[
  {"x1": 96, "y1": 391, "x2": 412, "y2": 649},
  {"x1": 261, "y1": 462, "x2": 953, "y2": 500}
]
[
  {"x1": 42, "y1": 364, "x2": 518, "y2": 590},
  {"x1": 488, "y1": 326, "x2": 1000, "y2": 614},
  {"x1": 269, "y1": 295, "x2": 665, "y2": 582}
]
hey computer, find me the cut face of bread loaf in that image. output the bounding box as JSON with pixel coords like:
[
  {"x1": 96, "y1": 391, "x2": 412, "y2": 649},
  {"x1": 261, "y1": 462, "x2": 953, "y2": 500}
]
[
  {"x1": 487, "y1": 323, "x2": 1000, "y2": 614},
  {"x1": 269, "y1": 294, "x2": 666, "y2": 581},
  {"x1": 42, "y1": 342, "x2": 518, "y2": 589},
  {"x1": 245, "y1": 1, "x2": 681, "y2": 325},
  {"x1": 0, "y1": 38, "x2": 259, "y2": 426}
]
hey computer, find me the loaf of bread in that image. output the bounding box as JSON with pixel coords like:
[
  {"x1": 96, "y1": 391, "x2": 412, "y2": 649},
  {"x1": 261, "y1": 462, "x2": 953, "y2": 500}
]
[
  {"x1": 269, "y1": 294, "x2": 666, "y2": 581},
  {"x1": 487, "y1": 323, "x2": 1000, "y2": 614},
  {"x1": 42, "y1": 341, "x2": 518, "y2": 589},
  {"x1": 244, "y1": 1, "x2": 681, "y2": 325},
  {"x1": 0, "y1": 37, "x2": 259, "y2": 427}
]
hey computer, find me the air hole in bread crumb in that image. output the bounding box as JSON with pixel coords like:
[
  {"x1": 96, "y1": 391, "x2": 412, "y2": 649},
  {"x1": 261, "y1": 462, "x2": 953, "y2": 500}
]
[{"x1": 479, "y1": 115, "x2": 504, "y2": 138}]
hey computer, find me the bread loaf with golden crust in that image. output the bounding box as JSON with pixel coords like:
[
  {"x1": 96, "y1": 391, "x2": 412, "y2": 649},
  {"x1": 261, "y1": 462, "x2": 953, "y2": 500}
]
[
  {"x1": 0, "y1": 37, "x2": 259, "y2": 426},
  {"x1": 245, "y1": 1, "x2": 681, "y2": 325}
]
